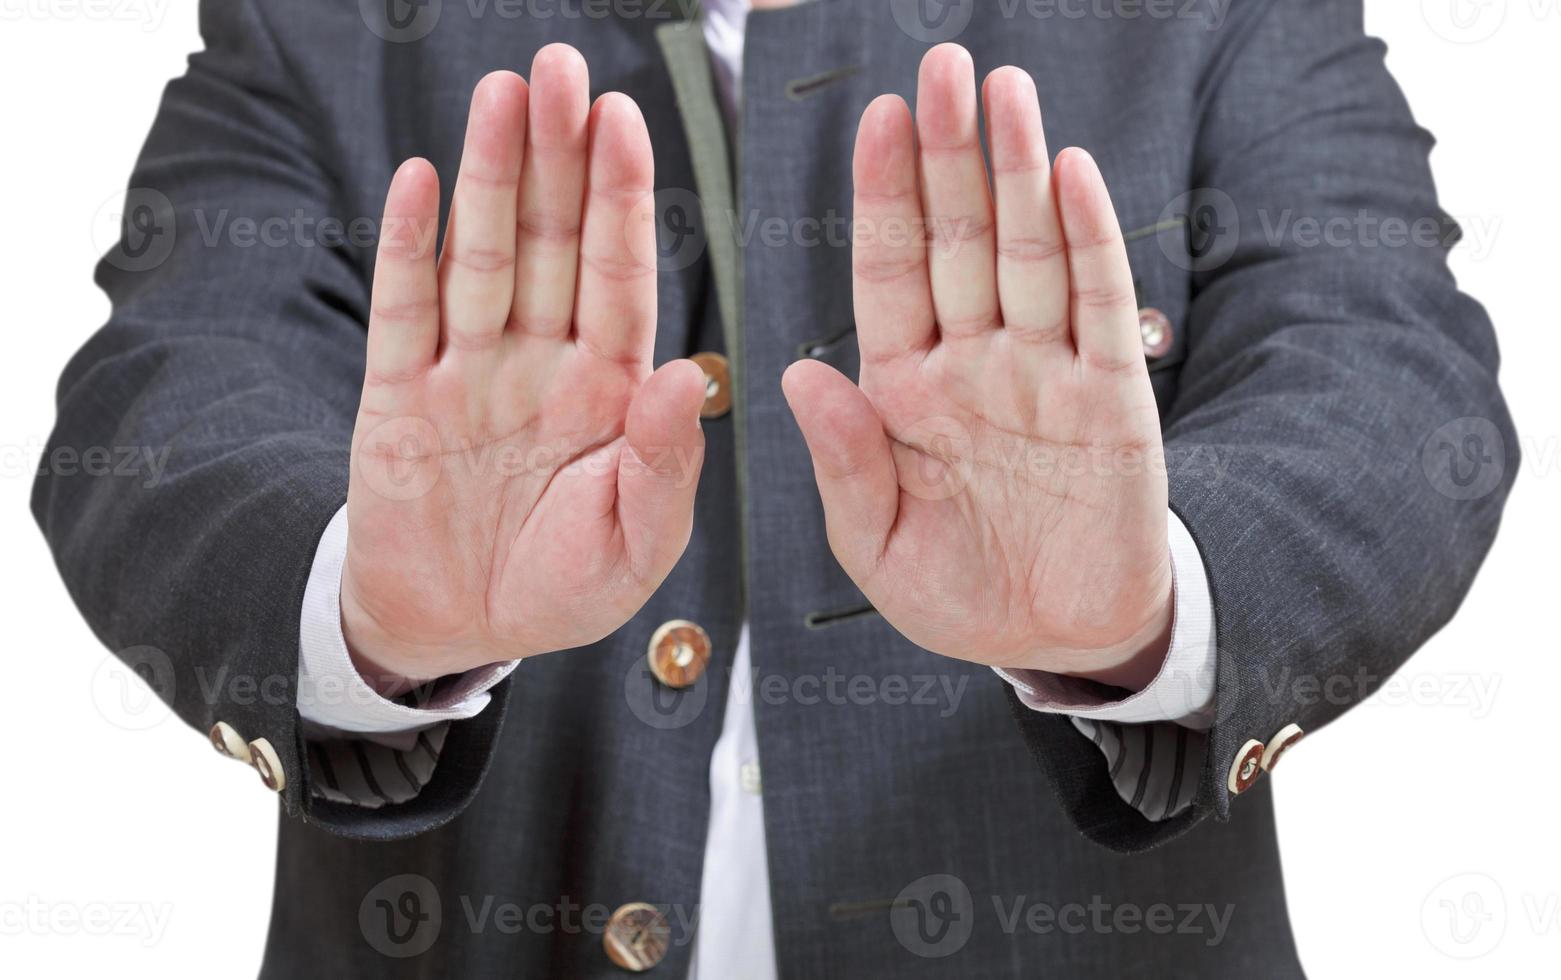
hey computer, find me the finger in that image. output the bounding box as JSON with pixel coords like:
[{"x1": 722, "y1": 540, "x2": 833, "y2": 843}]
[
  {"x1": 363, "y1": 158, "x2": 441, "y2": 413},
  {"x1": 983, "y1": 67, "x2": 1070, "y2": 348},
  {"x1": 1054, "y1": 148, "x2": 1143, "y2": 371},
  {"x1": 574, "y1": 92, "x2": 657, "y2": 366},
  {"x1": 511, "y1": 43, "x2": 590, "y2": 341},
  {"x1": 781, "y1": 359, "x2": 899, "y2": 582},
  {"x1": 852, "y1": 94, "x2": 935, "y2": 368},
  {"x1": 916, "y1": 44, "x2": 999, "y2": 339},
  {"x1": 438, "y1": 70, "x2": 528, "y2": 351},
  {"x1": 618, "y1": 359, "x2": 707, "y2": 581}
]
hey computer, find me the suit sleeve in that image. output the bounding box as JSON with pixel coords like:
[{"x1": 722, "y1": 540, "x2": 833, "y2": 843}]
[
  {"x1": 1009, "y1": 0, "x2": 1518, "y2": 852},
  {"x1": 30, "y1": 0, "x2": 506, "y2": 841}
]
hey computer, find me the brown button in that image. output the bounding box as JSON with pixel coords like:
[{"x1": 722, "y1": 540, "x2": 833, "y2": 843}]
[
  {"x1": 647, "y1": 620, "x2": 711, "y2": 689},
  {"x1": 248, "y1": 737, "x2": 286, "y2": 793},
  {"x1": 603, "y1": 902, "x2": 669, "y2": 972},
  {"x1": 209, "y1": 721, "x2": 252, "y2": 763},
  {"x1": 1227, "y1": 738, "x2": 1265, "y2": 795},
  {"x1": 690, "y1": 351, "x2": 731, "y2": 419},
  {"x1": 1139, "y1": 307, "x2": 1174, "y2": 359},
  {"x1": 1261, "y1": 723, "x2": 1304, "y2": 772}
]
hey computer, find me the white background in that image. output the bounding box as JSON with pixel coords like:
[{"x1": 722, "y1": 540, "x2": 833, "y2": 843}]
[{"x1": 1, "y1": 2, "x2": 1557, "y2": 976}]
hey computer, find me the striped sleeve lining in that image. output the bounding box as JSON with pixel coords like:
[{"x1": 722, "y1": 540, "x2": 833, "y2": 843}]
[
  {"x1": 305, "y1": 723, "x2": 450, "y2": 808},
  {"x1": 1071, "y1": 717, "x2": 1205, "y2": 821}
]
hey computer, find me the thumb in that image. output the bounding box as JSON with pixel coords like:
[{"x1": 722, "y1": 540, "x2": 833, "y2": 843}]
[
  {"x1": 781, "y1": 358, "x2": 899, "y2": 579},
  {"x1": 618, "y1": 358, "x2": 707, "y2": 580}
]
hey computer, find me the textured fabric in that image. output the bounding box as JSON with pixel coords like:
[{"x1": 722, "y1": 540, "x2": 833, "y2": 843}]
[
  {"x1": 32, "y1": 1, "x2": 1516, "y2": 977},
  {"x1": 1068, "y1": 717, "x2": 1208, "y2": 823},
  {"x1": 308, "y1": 724, "x2": 451, "y2": 809}
]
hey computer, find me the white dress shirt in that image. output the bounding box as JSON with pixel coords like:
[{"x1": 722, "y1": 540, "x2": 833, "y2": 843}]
[{"x1": 296, "y1": 4, "x2": 1218, "y2": 975}]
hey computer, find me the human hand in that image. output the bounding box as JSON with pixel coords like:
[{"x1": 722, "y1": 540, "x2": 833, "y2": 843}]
[
  {"x1": 342, "y1": 46, "x2": 706, "y2": 693},
  {"x1": 783, "y1": 45, "x2": 1172, "y2": 689}
]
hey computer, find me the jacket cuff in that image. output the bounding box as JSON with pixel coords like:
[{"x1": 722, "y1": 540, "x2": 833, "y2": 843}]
[
  {"x1": 296, "y1": 676, "x2": 514, "y2": 841},
  {"x1": 200, "y1": 493, "x2": 513, "y2": 841}
]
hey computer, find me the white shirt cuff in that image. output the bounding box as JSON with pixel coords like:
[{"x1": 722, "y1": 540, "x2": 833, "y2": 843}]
[
  {"x1": 994, "y1": 509, "x2": 1217, "y2": 730},
  {"x1": 296, "y1": 505, "x2": 519, "y2": 750}
]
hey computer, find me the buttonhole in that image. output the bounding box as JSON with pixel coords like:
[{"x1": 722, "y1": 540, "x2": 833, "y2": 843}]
[
  {"x1": 803, "y1": 603, "x2": 879, "y2": 629},
  {"x1": 1123, "y1": 217, "x2": 1185, "y2": 243},
  {"x1": 796, "y1": 323, "x2": 857, "y2": 360},
  {"x1": 828, "y1": 898, "x2": 900, "y2": 921},
  {"x1": 785, "y1": 65, "x2": 862, "y2": 101}
]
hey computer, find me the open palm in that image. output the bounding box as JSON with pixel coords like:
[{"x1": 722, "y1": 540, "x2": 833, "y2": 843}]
[
  {"x1": 783, "y1": 46, "x2": 1173, "y2": 687},
  {"x1": 343, "y1": 47, "x2": 705, "y2": 689}
]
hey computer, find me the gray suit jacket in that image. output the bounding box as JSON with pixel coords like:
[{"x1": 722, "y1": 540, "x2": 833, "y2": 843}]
[{"x1": 33, "y1": 0, "x2": 1516, "y2": 976}]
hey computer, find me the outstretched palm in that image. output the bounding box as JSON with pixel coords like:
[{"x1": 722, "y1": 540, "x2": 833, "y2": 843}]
[
  {"x1": 783, "y1": 46, "x2": 1172, "y2": 687},
  {"x1": 344, "y1": 46, "x2": 705, "y2": 689}
]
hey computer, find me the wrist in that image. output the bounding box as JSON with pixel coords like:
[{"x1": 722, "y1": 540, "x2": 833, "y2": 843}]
[
  {"x1": 1060, "y1": 589, "x2": 1175, "y2": 692},
  {"x1": 1015, "y1": 572, "x2": 1175, "y2": 693},
  {"x1": 338, "y1": 576, "x2": 477, "y2": 698}
]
